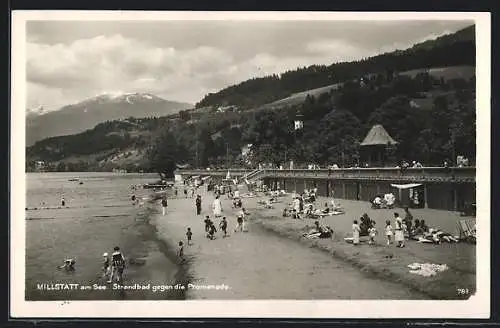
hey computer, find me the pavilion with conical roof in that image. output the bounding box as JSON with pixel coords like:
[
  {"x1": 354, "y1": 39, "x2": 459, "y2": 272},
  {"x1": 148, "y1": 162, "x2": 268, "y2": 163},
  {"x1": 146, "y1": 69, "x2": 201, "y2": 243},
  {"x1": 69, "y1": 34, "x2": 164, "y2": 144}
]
[{"x1": 360, "y1": 124, "x2": 398, "y2": 167}]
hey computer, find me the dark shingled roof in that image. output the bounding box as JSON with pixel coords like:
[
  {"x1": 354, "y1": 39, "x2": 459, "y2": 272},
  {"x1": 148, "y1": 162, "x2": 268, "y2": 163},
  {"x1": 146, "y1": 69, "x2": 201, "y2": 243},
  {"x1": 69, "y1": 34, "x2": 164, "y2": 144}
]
[{"x1": 360, "y1": 124, "x2": 398, "y2": 146}]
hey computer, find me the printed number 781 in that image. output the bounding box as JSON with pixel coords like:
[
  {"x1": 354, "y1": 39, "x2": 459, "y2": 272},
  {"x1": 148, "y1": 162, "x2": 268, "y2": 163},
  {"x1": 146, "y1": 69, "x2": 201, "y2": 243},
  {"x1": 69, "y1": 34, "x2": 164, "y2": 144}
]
[{"x1": 457, "y1": 288, "x2": 469, "y2": 295}]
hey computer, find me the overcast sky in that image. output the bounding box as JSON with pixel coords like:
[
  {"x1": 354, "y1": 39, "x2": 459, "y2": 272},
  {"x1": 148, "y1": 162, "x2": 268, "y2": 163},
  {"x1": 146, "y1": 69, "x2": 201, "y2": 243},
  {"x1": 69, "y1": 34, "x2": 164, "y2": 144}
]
[{"x1": 26, "y1": 20, "x2": 472, "y2": 111}]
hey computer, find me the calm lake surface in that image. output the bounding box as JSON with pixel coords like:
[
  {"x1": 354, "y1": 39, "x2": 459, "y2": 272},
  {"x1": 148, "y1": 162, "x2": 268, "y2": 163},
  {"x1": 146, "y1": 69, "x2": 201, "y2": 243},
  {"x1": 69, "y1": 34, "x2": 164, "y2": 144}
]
[{"x1": 25, "y1": 172, "x2": 181, "y2": 300}]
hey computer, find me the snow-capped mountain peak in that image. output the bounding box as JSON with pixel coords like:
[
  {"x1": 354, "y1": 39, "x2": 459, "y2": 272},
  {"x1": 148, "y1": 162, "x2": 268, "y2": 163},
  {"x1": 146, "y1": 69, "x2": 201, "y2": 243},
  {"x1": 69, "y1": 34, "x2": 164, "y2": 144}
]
[{"x1": 26, "y1": 92, "x2": 193, "y2": 145}]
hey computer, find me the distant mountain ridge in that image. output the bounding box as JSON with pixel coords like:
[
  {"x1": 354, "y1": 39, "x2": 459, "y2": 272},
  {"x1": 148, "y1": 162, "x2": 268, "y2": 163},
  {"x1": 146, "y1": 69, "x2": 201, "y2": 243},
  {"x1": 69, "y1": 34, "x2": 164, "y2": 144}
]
[{"x1": 26, "y1": 92, "x2": 192, "y2": 146}]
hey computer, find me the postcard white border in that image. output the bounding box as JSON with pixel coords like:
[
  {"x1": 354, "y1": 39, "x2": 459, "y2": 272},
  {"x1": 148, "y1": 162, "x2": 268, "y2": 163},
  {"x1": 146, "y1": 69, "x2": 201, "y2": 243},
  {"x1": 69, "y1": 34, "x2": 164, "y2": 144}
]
[{"x1": 11, "y1": 11, "x2": 491, "y2": 318}]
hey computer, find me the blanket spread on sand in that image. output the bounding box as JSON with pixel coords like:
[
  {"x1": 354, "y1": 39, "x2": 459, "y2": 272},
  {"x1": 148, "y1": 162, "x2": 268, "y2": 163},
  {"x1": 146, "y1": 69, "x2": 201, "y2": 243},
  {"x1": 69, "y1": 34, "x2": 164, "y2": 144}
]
[{"x1": 407, "y1": 263, "x2": 448, "y2": 277}]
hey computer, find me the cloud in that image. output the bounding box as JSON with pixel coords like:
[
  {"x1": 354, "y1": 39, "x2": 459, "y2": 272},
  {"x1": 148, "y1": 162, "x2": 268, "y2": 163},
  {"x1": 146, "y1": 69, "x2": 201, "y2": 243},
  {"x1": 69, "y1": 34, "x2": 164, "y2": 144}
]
[
  {"x1": 305, "y1": 39, "x2": 372, "y2": 62},
  {"x1": 26, "y1": 34, "x2": 245, "y2": 109},
  {"x1": 25, "y1": 22, "x2": 469, "y2": 112}
]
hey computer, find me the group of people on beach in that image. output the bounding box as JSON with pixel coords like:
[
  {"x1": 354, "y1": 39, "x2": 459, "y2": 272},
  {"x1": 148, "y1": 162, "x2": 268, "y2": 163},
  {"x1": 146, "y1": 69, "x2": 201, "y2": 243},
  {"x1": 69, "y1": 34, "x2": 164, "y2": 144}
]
[
  {"x1": 371, "y1": 193, "x2": 396, "y2": 209},
  {"x1": 350, "y1": 206, "x2": 454, "y2": 247},
  {"x1": 283, "y1": 190, "x2": 341, "y2": 220},
  {"x1": 174, "y1": 186, "x2": 197, "y2": 198},
  {"x1": 168, "y1": 181, "x2": 250, "y2": 263},
  {"x1": 351, "y1": 209, "x2": 409, "y2": 247}
]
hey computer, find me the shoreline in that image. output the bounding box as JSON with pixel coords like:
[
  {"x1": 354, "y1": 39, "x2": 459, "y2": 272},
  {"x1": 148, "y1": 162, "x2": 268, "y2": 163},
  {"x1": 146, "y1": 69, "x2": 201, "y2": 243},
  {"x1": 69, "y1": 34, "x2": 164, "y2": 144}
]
[
  {"x1": 144, "y1": 201, "x2": 191, "y2": 300},
  {"x1": 131, "y1": 190, "x2": 476, "y2": 300},
  {"x1": 152, "y1": 191, "x2": 435, "y2": 299}
]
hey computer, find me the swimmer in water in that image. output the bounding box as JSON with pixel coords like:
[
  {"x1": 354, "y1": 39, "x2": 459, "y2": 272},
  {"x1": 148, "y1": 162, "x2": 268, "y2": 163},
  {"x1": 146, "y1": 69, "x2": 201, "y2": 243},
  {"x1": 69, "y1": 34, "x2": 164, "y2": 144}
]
[
  {"x1": 58, "y1": 258, "x2": 75, "y2": 271},
  {"x1": 102, "y1": 253, "x2": 111, "y2": 279}
]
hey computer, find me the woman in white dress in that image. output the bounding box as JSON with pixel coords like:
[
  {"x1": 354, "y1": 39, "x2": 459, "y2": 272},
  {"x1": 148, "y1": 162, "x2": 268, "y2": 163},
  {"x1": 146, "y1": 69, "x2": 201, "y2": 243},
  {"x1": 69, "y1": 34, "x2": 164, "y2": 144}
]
[
  {"x1": 394, "y1": 212, "x2": 405, "y2": 247},
  {"x1": 293, "y1": 197, "x2": 301, "y2": 212},
  {"x1": 352, "y1": 220, "x2": 360, "y2": 245},
  {"x1": 212, "y1": 195, "x2": 223, "y2": 218}
]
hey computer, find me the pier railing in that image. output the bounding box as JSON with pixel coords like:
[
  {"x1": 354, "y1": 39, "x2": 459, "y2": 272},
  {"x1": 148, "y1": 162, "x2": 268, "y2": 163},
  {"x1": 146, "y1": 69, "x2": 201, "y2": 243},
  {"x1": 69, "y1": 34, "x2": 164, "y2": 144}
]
[{"x1": 176, "y1": 167, "x2": 476, "y2": 183}]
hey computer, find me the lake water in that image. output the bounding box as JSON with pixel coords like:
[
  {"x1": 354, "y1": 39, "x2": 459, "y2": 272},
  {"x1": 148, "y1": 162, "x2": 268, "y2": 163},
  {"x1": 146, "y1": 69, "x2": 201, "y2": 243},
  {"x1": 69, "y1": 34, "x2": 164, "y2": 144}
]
[{"x1": 25, "y1": 172, "x2": 183, "y2": 300}]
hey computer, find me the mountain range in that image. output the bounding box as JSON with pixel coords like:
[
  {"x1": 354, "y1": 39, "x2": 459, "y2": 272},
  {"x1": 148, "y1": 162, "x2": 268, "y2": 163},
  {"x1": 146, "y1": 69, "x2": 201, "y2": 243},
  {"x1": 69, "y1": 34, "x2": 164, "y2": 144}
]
[{"x1": 26, "y1": 92, "x2": 192, "y2": 146}]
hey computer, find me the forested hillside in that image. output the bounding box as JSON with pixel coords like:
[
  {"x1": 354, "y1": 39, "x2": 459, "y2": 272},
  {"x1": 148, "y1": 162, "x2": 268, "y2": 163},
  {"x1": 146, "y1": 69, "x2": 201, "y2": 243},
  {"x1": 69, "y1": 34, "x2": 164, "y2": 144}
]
[{"x1": 196, "y1": 25, "x2": 474, "y2": 110}]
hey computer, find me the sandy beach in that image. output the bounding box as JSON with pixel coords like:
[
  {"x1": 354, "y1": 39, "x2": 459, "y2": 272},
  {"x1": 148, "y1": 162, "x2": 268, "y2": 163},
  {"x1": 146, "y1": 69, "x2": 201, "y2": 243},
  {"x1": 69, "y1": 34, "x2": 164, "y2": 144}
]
[
  {"x1": 252, "y1": 194, "x2": 475, "y2": 299},
  {"x1": 153, "y1": 187, "x2": 434, "y2": 300}
]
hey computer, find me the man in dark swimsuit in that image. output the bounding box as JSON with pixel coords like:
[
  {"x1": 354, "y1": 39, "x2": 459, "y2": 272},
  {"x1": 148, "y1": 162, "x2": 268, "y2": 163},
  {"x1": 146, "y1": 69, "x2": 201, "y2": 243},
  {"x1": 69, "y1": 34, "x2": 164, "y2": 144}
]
[{"x1": 109, "y1": 246, "x2": 126, "y2": 284}]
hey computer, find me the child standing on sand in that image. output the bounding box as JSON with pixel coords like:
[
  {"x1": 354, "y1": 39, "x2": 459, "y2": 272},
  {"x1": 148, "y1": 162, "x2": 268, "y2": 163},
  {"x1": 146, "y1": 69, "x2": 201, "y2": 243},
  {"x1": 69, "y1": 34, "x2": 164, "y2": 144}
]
[
  {"x1": 204, "y1": 216, "x2": 211, "y2": 233},
  {"x1": 186, "y1": 227, "x2": 193, "y2": 245},
  {"x1": 219, "y1": 217, "x2": 228, "y2": 237},
  {"x1": 385, "y1": 220, "x2": 393, "y2": 246},
  {"x1": 177, "y1": 241, "x2": 185, "y2": 262},
  {"x1": 352, "y1": 220, "x2": 360, "y2": 245},
  {"x1": 368, "y1": 222, "x2": 378, "y2": 245},
  {"x1": 235, "y1": 215, "x2": 244, "y2": 232},
  {"x1": 208, "y1": 223, "x2": 217, "y2": 240}
]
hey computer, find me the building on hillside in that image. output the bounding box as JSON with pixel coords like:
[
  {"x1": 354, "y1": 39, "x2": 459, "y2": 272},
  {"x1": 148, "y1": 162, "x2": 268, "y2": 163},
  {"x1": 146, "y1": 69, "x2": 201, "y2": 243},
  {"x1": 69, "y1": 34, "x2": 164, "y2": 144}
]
[
  {"x1": 241, "y1": 144, "x2": 253, "y2": 165},
  {"x1": 34, "y1": 160, "x2": 46, "y2": 172},
  {"x1": 176, "y1": 163, "x2": 191, "y2": 169},
  {"x1": 360, "y1": 124, "x2": 398, "y2": 167},
  {"x1": 216, "y1": 105, "x2": 238, "y2": 113}
]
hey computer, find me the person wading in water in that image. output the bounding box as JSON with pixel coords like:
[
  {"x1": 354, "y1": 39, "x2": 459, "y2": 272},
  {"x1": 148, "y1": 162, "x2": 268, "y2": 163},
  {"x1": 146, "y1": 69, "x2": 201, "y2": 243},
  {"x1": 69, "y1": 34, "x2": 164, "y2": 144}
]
[{"x1": 108, "y1": 246, "x2": 126, "y2": 284}]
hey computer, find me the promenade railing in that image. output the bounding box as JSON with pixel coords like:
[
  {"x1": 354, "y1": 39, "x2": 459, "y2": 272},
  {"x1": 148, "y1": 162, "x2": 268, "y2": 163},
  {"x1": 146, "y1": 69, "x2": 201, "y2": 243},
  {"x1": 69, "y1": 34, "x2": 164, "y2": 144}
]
[{"x1": 176, "y1": 167, "x2": 475, "y2": 183}]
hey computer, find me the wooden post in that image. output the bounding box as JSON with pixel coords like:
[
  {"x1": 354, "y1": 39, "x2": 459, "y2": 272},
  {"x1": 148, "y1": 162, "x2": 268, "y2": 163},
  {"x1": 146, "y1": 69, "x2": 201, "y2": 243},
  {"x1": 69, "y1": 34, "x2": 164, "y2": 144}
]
[{"x1": 424, "y1": 184, "x2": 428, "y2": 208}]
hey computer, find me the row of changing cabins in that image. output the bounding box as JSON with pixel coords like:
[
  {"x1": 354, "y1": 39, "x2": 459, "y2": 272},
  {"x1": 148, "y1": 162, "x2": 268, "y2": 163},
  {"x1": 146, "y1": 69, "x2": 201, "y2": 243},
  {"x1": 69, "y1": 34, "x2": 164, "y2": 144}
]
[{"x1": 186, "y1": 172, "x2": 475, "y2": 212}]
